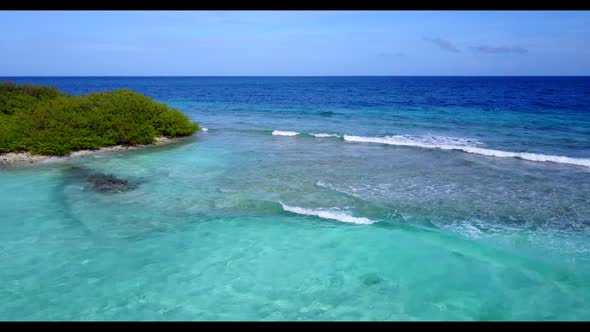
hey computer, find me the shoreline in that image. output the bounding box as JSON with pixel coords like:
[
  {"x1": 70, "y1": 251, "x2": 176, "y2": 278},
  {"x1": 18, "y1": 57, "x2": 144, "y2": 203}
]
[{"x1": 0, "y1": 136, "x2": 183, "y2": 167}]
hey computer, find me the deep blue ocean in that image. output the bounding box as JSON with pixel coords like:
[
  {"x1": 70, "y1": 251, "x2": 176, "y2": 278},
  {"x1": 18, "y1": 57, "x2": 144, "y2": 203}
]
[{"x1": 1, "y1": 77, "x2": 590, "y2": 320}]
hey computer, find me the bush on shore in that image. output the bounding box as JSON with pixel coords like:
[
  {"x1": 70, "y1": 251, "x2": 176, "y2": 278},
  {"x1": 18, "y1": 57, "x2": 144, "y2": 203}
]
[{"x1": 0, "y1": 82, "x2": 199, "y2": 156}]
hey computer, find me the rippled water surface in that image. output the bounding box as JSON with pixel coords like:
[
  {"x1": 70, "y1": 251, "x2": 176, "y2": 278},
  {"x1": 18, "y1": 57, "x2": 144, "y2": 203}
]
[{"x1": 1, "y1": 77, "x2": 590, "y2": 320}]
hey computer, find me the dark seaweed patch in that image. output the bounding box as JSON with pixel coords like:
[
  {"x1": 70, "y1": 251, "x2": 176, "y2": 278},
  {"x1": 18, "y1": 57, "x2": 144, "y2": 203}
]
[
  {"x1": 65, "y1": 166, "x2": 140, "y2": 194},
  {"x1": 360, "y1": 272, "x2": 383, "y2": 286},
  {"x1": 85, "y1": 173, "x2": 139, "y2": 193}
]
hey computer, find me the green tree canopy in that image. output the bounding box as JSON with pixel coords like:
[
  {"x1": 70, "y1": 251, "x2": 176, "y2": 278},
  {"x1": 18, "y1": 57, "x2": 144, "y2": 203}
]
[{"x1": 0, "y1": 82, "x2": 199, "y2": 156}]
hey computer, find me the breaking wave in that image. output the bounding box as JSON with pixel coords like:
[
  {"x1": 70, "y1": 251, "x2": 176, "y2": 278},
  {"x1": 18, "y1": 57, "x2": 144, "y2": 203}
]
[
  {"x1": 342, "y1": 134, "x2": 590, "y2": 168},
  {"x1": 280, "y1": 202, "x2": 375, "y2": 225}
]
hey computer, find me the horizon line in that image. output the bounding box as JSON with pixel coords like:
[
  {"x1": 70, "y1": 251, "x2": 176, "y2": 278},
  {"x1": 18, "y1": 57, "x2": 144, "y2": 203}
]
[{"x1": 2, "y1": 75, "x2": 590, "y2": 78}]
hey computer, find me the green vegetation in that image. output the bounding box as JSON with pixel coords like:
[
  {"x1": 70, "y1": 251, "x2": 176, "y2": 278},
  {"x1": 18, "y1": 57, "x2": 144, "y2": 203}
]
[{"x1": 0, "y1": 82, "x2": 199, "y2": 156}]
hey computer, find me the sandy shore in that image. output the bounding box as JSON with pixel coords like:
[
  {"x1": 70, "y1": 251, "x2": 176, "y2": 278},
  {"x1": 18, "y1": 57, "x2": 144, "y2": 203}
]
[{"x1": 1, "y1": 136, "x2": 181, "y2": 167}]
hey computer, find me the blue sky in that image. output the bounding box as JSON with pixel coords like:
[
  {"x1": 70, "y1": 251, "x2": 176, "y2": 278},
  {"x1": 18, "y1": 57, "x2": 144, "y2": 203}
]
[{"x1": 1, "y1": 11, "x2": 589, "y2": 76}]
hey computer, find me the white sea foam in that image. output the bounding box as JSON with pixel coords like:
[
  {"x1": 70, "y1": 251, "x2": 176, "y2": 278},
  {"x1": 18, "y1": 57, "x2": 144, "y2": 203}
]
[
  {"x1": 443, "y1": 221, "x2": 485, "y2": 239},
  {"x1": 315, "y1": 180, "x2": 330, "y2": 188},
  {"x1": 279, "y1": 202, "x2": 375, "y2": 225},
  {"x1": 310, "y1": 133, "x2": 340, "y2": 138},
  {"x1": 272, "y1": 130, "x2": 299, "y2": 136},
  {"x1": 342, "y1": 134, "x2": 481, "y2": 148},
  {"x1": 342, "y1": 134, "x2": 590, "y2": 168}
]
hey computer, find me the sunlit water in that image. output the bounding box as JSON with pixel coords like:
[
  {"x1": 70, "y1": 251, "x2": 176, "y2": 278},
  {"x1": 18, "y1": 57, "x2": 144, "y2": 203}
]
[{"x1": 1, "y1": 77, "x2": 590, "y2": 320}]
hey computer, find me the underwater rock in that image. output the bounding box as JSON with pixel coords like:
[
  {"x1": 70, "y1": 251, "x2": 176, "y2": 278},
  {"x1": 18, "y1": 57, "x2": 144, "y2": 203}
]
[
  {"x1": 85, "y1": 173, "x2": 139, "y2": 193},
  {"x1": 360, "y1": 272, "x2": 383, "y2": 286},
  {"x1": 64, "y1": 166, "x2": 140, "y2": 193},
  {"x1": 451, "y1": 250, "x2": 465, "y2": 258}
]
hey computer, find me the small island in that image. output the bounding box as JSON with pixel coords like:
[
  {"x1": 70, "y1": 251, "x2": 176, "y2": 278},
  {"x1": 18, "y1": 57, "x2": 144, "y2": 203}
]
[{"x1": 0, "y1": 82, "x2": 200, "y2": 165}]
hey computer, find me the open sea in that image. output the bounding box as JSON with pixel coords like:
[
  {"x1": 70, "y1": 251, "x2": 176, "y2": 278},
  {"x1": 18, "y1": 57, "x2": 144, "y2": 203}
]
[{"x1": 1, "y1": 76, "x2": 590, "y2": 320}]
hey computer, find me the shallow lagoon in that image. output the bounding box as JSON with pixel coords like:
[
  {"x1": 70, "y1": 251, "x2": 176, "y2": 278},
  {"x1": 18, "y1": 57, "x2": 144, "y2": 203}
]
[{"x1": 1, "y1": 77, "x2": 590, "y2": 320}]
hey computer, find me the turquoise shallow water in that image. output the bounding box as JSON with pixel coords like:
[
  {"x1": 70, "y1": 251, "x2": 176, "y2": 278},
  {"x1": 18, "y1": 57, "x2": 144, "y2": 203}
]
[{"x1": 1, "y1": 77, "x2": 590, "y2": 320}]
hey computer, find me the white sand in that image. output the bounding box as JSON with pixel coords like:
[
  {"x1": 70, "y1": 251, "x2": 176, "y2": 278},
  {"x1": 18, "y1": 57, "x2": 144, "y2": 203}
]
[{"x1": 1, "y1": 136, "x2": 181, "y2": 167}]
